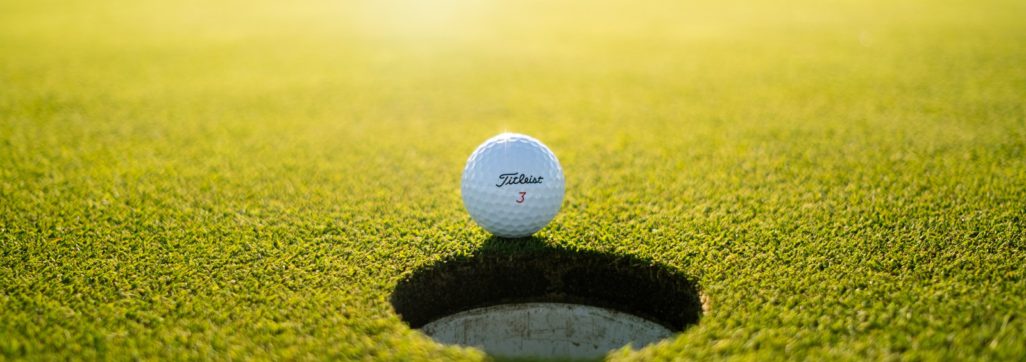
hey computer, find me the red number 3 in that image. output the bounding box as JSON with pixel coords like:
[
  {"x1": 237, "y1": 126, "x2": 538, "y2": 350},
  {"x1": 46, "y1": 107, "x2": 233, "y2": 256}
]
[{"x1": 516, "y1": 192, "x2": 526, "y2": 203}]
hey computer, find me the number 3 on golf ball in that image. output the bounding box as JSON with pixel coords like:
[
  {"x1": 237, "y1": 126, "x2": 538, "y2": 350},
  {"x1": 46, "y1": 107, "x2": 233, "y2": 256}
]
[{"x1": 461, "y1": 133, "x2": 565, "y2": 238}]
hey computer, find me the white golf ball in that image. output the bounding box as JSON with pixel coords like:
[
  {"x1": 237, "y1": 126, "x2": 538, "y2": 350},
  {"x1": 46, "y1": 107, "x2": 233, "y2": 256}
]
[{"x1": 461, "y1": 133, "x2": 565, "y2": 238}]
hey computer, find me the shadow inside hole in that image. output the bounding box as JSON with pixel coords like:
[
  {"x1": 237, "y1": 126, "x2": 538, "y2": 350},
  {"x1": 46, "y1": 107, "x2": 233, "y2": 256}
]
[{"x1": 391, "y1": 236, "x2": 702, "y2": 359}]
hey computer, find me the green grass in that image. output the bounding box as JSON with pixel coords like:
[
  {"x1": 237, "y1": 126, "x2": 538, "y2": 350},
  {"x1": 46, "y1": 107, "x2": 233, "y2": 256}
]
[{"x1": 2, "y1": 0, "x2": 1025, "y2": 359}]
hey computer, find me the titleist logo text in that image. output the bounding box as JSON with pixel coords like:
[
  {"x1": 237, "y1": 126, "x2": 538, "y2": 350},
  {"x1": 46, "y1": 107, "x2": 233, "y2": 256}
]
[{"x1": 496, "y1": 173, "x2": 544, "y2": 187}]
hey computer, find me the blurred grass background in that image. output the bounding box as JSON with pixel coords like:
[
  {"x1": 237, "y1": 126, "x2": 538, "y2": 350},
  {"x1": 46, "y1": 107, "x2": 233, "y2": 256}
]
[{"x1": 1, "y1": 0, "x2": 1025, "y2": 359}]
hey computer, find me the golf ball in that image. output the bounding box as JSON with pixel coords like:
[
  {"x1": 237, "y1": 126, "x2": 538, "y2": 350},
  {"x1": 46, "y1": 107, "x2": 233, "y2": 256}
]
[{"x1": 461, "y1": 133, "x2": 565, "y2": 238}]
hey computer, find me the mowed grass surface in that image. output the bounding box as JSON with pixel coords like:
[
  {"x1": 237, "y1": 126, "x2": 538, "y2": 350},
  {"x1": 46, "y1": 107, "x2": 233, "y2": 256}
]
[{"x1": 2, "y1": 0, "x2": 1025, "y2": 359}]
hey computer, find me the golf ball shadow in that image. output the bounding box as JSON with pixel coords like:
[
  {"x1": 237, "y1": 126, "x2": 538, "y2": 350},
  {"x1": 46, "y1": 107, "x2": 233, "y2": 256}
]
[{"x1": 390, "y1": 237, "x2": 703, "y2": 360}]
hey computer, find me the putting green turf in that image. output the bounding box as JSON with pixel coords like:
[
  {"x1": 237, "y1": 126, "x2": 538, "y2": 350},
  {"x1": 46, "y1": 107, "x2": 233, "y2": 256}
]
[{"x1": 2, "y1": 0, "x2": 1025, "y2": 359}]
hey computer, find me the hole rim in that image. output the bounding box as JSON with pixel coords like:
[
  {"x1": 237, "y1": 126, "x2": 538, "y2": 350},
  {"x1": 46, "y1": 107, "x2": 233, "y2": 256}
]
[{"x1": 390, "y1": 237, "x2": 703, "y2": 333}]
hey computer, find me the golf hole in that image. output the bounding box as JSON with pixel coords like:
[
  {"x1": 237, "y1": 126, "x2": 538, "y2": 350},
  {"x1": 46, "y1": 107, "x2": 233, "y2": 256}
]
[{"x1": 391, "y1": 238, "x2": 703, "y2": 360}]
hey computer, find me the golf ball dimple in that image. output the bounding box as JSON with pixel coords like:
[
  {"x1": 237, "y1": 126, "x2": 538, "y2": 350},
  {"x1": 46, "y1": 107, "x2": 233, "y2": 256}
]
[{"x1": 461, "y1": 133, "x2": 565, "y2": 238}]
